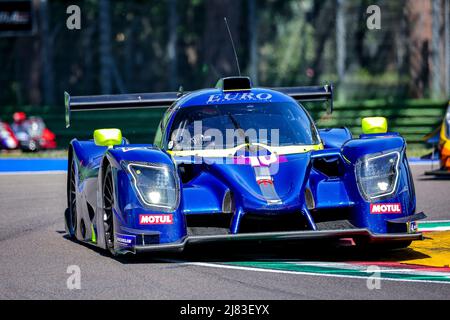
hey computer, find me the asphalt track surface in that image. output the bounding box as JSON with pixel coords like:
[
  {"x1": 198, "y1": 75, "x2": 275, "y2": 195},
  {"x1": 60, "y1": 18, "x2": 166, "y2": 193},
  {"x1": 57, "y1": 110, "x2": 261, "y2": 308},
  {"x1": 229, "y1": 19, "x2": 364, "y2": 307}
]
[{"x1": 0, "y1": 165, "x2": 449, "y2": 300}]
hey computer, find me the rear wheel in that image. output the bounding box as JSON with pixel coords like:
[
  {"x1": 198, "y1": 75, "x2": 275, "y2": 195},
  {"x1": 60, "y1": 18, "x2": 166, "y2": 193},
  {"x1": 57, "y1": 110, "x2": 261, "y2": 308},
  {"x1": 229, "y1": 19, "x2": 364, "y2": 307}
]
[
  {"x1": 103, "y1": 165, "x2": 116, "y2": 255},
  {"x1": 67, "y1": 158, "x2": 78, "y2": 238}
]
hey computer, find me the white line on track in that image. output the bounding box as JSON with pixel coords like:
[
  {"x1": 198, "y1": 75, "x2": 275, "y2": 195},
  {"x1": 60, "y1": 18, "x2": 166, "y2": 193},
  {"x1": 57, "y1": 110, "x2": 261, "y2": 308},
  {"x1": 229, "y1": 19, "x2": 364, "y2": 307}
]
[
  {"x1": 420, "y1": 227, "x2": 450, "y2": 232},
  {"x1": 418, "y1": 220, "x2": 450, "y2": 231},
  {"x1": 272, "y1": 261, "x2": 450, "y2": 275},
  {"x1": 157, "y1": 258, "x2": 450, "y2": 285}
]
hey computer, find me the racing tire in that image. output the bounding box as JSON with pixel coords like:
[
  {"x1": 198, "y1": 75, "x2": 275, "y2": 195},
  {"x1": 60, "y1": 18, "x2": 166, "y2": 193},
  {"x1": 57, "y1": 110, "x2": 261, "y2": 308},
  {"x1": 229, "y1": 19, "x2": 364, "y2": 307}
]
[
  {"x1": 67, "y1": 158, "x2": 78, "y2": 238},
  {"x1": 103, "y1": 165, "x2": 117, "y2": 256}
]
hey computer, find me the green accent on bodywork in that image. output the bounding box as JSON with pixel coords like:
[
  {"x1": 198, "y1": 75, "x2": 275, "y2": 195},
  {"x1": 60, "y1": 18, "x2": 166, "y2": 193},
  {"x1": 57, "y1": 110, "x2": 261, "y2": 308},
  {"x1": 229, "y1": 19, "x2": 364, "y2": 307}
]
[
  {"x1": 74, "y1": 154, "x2": 99, "y2": 184},
  {"x1": 91, "y1": 224, "x2": 97, "y2": 243},
  {"x1": 361, "y1": 117, "x2": 388, "y2": 134},
  {"x1": 79, "y1": 165, "x2": 100, "y2": 181},
  {"x1": 341, "y1": 153, "x2": 352, "y2": 164},
  {"x1": 93, "y1": 128, "x2": 122, "y2": 148}
]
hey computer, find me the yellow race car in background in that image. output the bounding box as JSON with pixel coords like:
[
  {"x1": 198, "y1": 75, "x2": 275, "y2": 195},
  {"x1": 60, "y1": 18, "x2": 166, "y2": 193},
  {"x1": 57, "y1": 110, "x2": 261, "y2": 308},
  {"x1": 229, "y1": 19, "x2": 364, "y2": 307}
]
[{"x1": 425, "y1": 101, "x2": 450, "y2": 176}]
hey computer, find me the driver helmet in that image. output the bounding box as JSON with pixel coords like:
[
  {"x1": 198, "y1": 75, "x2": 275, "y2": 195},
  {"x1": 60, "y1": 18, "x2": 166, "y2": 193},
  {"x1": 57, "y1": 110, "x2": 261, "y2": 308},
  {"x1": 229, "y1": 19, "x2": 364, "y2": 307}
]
[{"x1": 13, "y1": 112, "x2": 27, "y2": 123}]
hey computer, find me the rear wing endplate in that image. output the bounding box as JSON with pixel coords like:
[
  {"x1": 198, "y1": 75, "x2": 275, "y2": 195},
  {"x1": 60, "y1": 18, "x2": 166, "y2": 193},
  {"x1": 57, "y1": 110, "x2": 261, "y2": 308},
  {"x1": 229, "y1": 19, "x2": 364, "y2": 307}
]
[{"x1": 273, "y1": 84, "x2": 334, "y2": 114}]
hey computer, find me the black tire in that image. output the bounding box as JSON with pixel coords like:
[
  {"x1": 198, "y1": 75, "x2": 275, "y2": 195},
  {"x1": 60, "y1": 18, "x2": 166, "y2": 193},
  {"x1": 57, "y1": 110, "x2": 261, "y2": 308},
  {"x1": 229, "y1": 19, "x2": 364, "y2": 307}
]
[
  {"x1": 103, "y1": 165, "x2": 116, "y2": 256},
  {"x1": 67, "y1": 158, "x2": 78, "y2": 238},
  {"x1": 28, "y1": 140, "x2": 38, "y2": 152}
]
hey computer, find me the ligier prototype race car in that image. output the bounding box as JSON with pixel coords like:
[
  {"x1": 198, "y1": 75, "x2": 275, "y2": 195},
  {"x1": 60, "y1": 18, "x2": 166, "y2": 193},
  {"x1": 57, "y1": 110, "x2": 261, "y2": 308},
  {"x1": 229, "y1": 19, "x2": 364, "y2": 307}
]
[
  {"x1": 64, "y1": 77, "x2": 424, "y2": 255},
  {"x1": 425, "y1": 101, "x2": 450, "y2": 176}
]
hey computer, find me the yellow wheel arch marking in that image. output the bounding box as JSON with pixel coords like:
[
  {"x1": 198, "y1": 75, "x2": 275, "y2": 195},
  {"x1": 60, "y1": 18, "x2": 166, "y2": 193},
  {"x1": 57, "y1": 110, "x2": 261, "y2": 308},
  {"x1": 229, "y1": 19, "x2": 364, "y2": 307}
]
[{"x1": 168, "y1": 143, "x2": 323, "y2": 158}]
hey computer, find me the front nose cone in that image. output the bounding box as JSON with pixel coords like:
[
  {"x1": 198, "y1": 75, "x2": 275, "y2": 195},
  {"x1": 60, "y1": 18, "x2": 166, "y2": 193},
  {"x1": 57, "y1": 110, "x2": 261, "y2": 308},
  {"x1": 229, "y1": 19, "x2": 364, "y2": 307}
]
[{"x1": 210, "y1": 153, "x2": 312, "y2": 213}]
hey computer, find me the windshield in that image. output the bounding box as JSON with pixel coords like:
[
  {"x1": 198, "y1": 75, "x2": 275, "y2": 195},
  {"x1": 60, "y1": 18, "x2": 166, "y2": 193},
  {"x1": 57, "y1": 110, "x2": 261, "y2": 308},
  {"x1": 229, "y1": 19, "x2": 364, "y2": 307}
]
[{"x1": 168, "y1": 102, "x2": 320, "y2": 151}]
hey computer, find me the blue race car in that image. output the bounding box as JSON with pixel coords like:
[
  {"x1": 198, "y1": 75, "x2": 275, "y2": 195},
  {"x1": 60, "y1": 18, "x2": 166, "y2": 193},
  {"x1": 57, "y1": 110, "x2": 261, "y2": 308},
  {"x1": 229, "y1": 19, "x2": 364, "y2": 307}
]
[{"x1": 64, "y1": 76, "x2": 424, "y2": 255}]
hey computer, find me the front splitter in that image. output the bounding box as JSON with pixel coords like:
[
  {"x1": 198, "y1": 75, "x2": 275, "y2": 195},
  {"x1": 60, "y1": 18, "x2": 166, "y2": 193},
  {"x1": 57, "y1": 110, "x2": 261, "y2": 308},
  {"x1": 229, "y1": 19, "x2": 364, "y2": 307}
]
[{"x1": 134, "y1": 229, "x2": 422, "y2": 253}]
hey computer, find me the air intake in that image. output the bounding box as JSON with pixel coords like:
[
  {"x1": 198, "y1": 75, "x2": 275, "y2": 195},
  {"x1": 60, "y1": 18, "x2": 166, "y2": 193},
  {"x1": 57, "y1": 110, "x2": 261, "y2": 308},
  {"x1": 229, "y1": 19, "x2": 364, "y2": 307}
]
[{"x1": 215, "y1": 77, "x2": 252, "y2": 92}]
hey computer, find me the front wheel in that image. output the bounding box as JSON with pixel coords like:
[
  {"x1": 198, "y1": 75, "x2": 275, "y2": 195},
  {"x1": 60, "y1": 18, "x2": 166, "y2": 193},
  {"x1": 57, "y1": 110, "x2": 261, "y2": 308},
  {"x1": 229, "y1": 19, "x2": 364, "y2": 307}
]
[
  {"x1": 66, "y1": 158, "x2": 78, "y2": 238},
  {"x1": 103, "y1": 165, "x2": 116, "y2": 256}
]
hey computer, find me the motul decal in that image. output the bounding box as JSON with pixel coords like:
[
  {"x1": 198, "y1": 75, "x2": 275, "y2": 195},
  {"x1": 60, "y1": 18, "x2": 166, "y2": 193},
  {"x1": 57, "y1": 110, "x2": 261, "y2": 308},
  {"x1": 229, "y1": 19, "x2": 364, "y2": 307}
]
[
  {"x1": 370, "y1": 203, "x2": 402, "y2": 214},
  {"x1": 139, "y1": 214, "x2": 173, "y2": 225}
]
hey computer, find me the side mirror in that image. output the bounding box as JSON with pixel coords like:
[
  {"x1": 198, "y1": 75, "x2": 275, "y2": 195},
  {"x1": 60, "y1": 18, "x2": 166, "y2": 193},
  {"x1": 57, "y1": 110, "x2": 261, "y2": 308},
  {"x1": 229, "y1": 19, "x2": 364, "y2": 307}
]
[
  {"x1": 362, "y1": 117, "x2": 388, "y2": 134},
  {"x1": 93, "y1": 128, "x2": 122, "y2": 148}
]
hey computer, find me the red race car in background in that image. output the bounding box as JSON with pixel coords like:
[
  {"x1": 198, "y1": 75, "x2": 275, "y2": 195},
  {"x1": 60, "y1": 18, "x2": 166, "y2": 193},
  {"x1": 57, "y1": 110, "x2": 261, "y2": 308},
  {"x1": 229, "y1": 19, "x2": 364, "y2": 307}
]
[
  {"x1": 11, "y1": 112, "x2": 57, "y2": 151},
  {"x1": 0, "y1": 120, "x2": 19, "y2": 150}
]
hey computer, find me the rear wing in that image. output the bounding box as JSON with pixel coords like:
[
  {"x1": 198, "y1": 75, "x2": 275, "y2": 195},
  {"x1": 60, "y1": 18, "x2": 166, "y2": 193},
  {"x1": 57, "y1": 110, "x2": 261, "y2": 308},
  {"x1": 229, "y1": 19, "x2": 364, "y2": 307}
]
[
  {"x1": 64, "y1": 91, "x2": 179, "y2": 127},
  {"x1": 273, "y1": 84, "x2": 334, "y2": 114},
  {"x1": 64, "y1": 83, "x2": 333, "y2": 128}
]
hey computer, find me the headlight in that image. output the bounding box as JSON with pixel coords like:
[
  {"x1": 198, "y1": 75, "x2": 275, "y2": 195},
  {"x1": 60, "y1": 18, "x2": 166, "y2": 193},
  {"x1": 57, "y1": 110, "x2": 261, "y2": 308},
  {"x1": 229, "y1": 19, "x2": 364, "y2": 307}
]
[
  {"x1": 355, "y1": 151, "x2": 400, "y2": 201},
  {"x1": 126, "y1": 163, "x2": 179, "y2": 211}
]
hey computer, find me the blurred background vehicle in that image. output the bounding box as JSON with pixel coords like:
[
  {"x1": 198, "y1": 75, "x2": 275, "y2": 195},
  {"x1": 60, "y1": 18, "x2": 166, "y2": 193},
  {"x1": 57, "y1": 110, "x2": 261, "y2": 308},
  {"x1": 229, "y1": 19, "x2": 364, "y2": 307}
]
[
  {"x1": 0, "y1": 120, "x2": 19, "y2": 150},
  {"x1": 424, "y1": 102, "x2": 450, "y2": 175},
  {"x1": 441, "y1": 103, "x2": 450, "y2": 170},
  {"x1": 11, "y1": 112, "x2": 56, "y2": 152}
]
